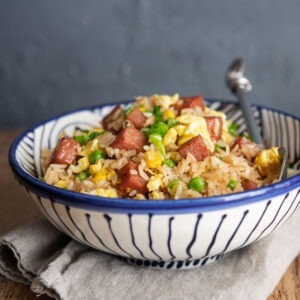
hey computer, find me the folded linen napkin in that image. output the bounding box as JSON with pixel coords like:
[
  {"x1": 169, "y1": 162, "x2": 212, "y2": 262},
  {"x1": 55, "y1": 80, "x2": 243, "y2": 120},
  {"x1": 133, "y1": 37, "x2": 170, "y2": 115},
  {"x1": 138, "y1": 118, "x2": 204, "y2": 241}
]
[{"x1": 0, "y1": 210, "x2": 299, "y2": 300}]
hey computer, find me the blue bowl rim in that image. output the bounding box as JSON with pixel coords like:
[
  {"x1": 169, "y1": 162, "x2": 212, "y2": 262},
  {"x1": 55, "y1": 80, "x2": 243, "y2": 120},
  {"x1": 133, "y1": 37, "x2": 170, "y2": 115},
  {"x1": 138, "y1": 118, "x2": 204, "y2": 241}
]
[{"x1": 8, "y1": 98, "x2": 300, "y2": 213}]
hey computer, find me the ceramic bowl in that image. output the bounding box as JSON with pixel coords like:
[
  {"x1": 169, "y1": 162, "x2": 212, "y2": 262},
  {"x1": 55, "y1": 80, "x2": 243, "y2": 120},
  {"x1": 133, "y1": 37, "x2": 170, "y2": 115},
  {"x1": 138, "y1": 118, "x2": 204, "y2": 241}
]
[{"x1": 9, "y1": 99, "x2": 300, "y2": 269}]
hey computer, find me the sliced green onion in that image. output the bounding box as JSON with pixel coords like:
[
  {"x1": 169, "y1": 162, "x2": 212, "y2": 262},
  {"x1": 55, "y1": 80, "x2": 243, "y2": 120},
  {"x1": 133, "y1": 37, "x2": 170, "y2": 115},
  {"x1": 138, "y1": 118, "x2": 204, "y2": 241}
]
[
  {"x1": 188, "y1": 177, "x2": 206, "y2": 192},
  {"x1": 215, "y1": 144, "x2": 226, "y2": 151},
  {"x1": 142, "y1": 122, "x2": 169, "y2": 138},
  {"x1": 166, "y1": 118, "x2": 178, "y2": 128},
  {"x1": 153, "y1": 105, "x2": 163, "y2": 122},
  {"x1": 89, "y1": 150, "x2": 107, "y2": 164},
  {"x1": 227, "y1": 179, "x2": 237, "y2": 191},
  {"x1": 240, "y1": 132, "x2": 253, "y2": 141},
  {"x1": 228, "y1": 122, "x2": 239, "y2": 136},
  {"x1": 89, "y1": 131, "x2": 102, "y2": 139},
  {"x1": 163, "y1": 159, "x2": 176, "y2": 168},
  {"x1": 149, "y1": 134, "x2": 166, "y2": 158},
  {"x1": 150, "y1": 122, "x2": 169, "y2": 137},
  {"x1": 39, "y1": 177, "x2": 45, "y2": 182},
  {"x1": 76, "y1": 171, "x2": 89, "y2": 181},
  {"x1": 124, "y1": 105, "x2": 134, "y2": 116},
  {"x1": 168, "y1": 179, "x2": 179, "y2": 190},
  {"x1": 141, "y1": 127, "x2": 151, "y2": 136}
]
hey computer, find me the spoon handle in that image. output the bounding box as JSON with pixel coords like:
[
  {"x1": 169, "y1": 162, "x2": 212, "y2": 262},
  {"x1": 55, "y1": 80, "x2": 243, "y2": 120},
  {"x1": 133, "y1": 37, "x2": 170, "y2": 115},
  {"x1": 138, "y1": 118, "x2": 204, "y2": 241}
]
[{"x1": 236, "y1": 87, "x2": 264, "y2": 147}]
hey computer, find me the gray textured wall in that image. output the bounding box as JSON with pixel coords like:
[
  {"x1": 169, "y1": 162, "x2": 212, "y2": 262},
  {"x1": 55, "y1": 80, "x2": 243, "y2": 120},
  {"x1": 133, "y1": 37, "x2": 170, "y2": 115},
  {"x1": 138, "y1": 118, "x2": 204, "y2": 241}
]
[{"x1": 1, "y1": 1, "x2": 299, "y2": 128}]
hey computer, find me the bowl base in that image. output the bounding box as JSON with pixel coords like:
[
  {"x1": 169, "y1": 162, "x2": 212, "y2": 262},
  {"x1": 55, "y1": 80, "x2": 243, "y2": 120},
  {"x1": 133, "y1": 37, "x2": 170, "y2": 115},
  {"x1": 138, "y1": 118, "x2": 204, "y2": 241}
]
[{"x1": 119, "y1": 254, "x2": 223, "y2": 270}]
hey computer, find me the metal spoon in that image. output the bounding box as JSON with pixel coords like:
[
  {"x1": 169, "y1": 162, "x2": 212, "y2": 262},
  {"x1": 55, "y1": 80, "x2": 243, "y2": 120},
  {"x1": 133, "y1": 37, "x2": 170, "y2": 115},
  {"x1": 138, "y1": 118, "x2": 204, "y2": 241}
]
[{"x1": 226, "y1": 58, "x2": 287, "y2": 180}]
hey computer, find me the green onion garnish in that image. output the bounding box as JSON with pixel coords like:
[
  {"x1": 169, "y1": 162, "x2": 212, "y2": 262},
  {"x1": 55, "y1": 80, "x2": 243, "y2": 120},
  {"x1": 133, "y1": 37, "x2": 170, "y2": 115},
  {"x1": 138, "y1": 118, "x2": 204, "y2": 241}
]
[
  {"x1": 215, "y1": 144, "x2": 226, "y2": 151},
  {"x1": 124, "y1": 105, "x2": 134, "y2": 116},
  {"x1": 89, "y1": 132, "x2": 101, "y2": 139},
  {"x1": 228, "y1": 122, "x2": 239, "y2": 137},
  {"x1": 149, "y1": 134, "x2": 166, "y2": 158},
  {"x1": 240, "y1": 132, "x2": 252, "y2": 141},
  {"x1": 188, "y1": 177, "x2": 206, "y2": 192},
  {"x1": 151, "y1": 122, "x2": 169, "y2": 136},
  {"x1": 166, "y1": 118, "x2": 178, "y2": 128},
  {"x1": 153, "y1": 105, "x2": 163, "y2": 122},
  {"x1": 142, "y1": 122, "x2": 169, "y2": 138}
]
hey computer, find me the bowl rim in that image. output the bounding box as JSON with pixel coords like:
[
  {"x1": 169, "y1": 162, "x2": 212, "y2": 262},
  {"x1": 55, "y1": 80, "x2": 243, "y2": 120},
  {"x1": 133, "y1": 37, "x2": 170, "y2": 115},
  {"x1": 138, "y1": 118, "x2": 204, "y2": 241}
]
[{"x1": 9, "y1": 98, "x2": 300, "y2": 213}]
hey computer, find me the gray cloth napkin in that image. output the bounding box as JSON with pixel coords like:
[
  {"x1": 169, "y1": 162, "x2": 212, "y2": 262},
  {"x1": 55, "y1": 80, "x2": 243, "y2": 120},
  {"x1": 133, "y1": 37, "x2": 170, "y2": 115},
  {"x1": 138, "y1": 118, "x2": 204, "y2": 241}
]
[{"x1": 0, "y1": 209, "x2": 299, "y2": 300}]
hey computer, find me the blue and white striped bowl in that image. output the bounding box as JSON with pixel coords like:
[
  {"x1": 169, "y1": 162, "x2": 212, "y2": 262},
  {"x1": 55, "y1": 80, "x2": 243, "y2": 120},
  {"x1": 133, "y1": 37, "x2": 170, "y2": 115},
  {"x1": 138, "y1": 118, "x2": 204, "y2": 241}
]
[{"x1": 9, "y1": 99, "x2": 300, "y2": 269}]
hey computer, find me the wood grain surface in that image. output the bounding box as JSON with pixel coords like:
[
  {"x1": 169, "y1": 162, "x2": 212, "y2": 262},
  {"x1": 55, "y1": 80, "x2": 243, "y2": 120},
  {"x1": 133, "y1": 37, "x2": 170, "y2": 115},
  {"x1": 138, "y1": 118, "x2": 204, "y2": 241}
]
[{"x1": 0, "y1": 129, "x2": 299, "y2": 300}]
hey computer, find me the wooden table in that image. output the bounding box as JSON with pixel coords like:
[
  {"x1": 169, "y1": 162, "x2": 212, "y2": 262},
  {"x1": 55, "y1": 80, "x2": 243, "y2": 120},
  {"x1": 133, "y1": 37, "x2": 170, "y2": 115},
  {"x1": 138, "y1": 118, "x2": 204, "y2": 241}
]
[{"x1": 0, "y1": 129, "x2": 299, "y2": 299}]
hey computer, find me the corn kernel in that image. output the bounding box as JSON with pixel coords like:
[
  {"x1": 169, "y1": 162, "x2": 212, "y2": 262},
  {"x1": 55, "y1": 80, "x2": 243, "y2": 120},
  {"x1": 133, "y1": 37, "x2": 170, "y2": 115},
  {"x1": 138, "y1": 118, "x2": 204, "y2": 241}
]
[
  {"x1": 139, "y1": 106, "x2": 146, "y2": 112},
  {"x1": 145, "y1": 150, "x2": 163, "y2": 168},
  {"x1": 89, "y1": 160, "x2": 102, "y2": 175},
  {"x1": 163, "y1": 109, "x2": 175, "y2": 120},
  {"x1": 93, "y1": 168, "x2": 107, "y2": 182},
  {"x1": 71, "y1": 157, "x2": 90, "y2": 173},
  {"x1": 95, "y1": 188, "x2": 118, "y2": 198},
  {"x1": 54, "y1": 180, "x2": 68, "y2": 189}
]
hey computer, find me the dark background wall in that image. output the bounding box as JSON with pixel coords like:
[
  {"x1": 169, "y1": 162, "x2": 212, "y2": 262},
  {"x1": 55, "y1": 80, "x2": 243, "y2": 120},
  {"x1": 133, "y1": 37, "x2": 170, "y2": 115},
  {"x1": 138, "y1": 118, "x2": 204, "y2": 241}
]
[{"x1": 0, "y1": 0, "x2": 299, "y2": 128}]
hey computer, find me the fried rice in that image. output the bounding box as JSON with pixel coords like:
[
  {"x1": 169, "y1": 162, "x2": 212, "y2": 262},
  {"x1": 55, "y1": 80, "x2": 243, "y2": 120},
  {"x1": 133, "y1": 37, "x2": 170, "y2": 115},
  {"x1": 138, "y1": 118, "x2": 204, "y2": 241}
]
[{"x1": 43, "y1": 94, "x2": 282, "y2": 200}]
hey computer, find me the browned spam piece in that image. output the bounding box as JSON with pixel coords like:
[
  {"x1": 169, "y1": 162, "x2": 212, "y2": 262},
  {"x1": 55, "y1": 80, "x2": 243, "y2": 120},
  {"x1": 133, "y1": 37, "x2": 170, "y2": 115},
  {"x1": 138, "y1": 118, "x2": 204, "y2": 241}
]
[
  {"x1": 242, "y1": 179, "x2": 257, "y2": 191},
  {"x1": 116, "y1": 161, "x2": 148, "y2": 195},
  {"x1": 102, "y1": 105, "x2": 124, "y2": 133},
  {"x1": 178, "y1": 135, "x2": 211, "y2": 161},
  {"x1": 204, "y1": 116, "x2": 223, "y2": 140},
  {"x1": 173, "y1": 95, "x2": 205, "y2": 112},
  {"x1": 50, "y1": 136, "x2": 80, "y2": 165},
  {"x1": 126, "y1": 107, "x2": 147, "y2": 130},
  {"x1": 110, "y1": 127, "x2": 147, "y2": 153},
  {"x1": 181, "y1": 95, "x2": 205, "y2": 110},
  {"x1": 233, "y1": 137, "x2": 262, "y2": 159}
]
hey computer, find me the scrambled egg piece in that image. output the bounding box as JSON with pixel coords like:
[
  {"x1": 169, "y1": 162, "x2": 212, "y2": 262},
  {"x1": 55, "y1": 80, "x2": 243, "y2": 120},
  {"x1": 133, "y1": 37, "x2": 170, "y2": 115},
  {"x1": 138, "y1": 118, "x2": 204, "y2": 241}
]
[
  {"x1": 94, "y1": 188, "x2": 118, "y2": 198},
  {"x1": 176, "y1": 114, "x2": 214, "y2": 151},
  {"x1": 145, "y1": 150, "x2": 163, "y2": 168},
  {"x1": 71, "y1": 157, "x2": 90, "y2": 173},
  {"x1": 150, "y1": 191, "x2": 164, "y2": 200},
  {"x1": 151, "y1": 94, "x2": 179, "y2": 110},
  {"x1": 163, "y1": 128, "x2": 177, "y2": 146},
  {"x1": 79, "y1": 139, "x2": 99, "y2": 156},
  {"x1": 255, "y1": 147, "x2": 282, "y2": 177},
  {"x1": 54, "y1": 180, "x2": 68, "y2": 189},
  {"x1": 147, "y1": 174, "x2": 163, "y2": 191}
]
